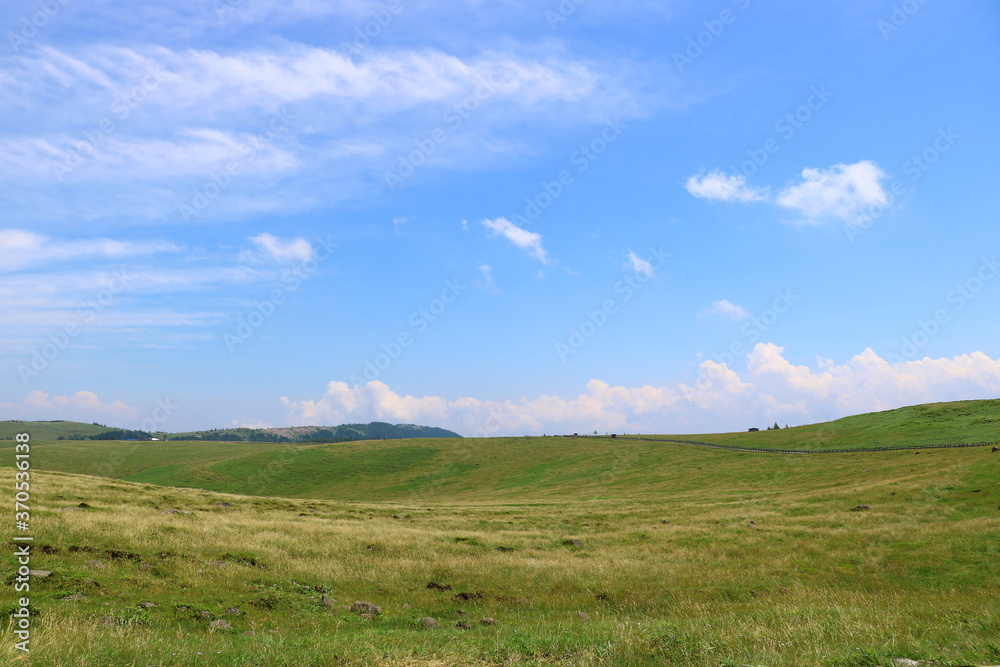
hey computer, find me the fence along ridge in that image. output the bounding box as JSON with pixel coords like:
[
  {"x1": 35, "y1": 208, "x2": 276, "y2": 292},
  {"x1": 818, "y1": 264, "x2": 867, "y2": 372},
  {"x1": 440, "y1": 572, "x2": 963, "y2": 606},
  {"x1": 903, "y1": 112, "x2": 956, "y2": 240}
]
[{"x1": 606, "y1": 436, "x2": 997, "y2": 454}]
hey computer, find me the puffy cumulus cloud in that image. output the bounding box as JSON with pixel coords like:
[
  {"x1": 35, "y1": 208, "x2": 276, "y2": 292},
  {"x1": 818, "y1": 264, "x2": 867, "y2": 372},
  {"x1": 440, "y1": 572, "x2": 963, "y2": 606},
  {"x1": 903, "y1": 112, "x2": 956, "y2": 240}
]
[
  {"x1": 2, "y1": 390, "x2": 142, "y2": 424},
  {"x1": 249, "y1": 233, "x2": 314, "y2": 263},
  {"x1": 775, "y1": 160, "x2": 889, "y2": 225},
  {"x1": 746, "y1": 343, "x2": 1000, "y2": 418},
  {"x1": 482, "y1": 217, "x2": 549, "y2": 264},
  {"x1": 700, "y1": 299, "x2": 750, "y2": 321},
  {"x1": 685, "y1": 169, "x2": 767, "y2": 203},
  {"x1": 282, "y1": 346, "x2": 1000, "y2": 435},
  {"x1": 0, "y1": 228, "x2": 180, "y2": 273}
]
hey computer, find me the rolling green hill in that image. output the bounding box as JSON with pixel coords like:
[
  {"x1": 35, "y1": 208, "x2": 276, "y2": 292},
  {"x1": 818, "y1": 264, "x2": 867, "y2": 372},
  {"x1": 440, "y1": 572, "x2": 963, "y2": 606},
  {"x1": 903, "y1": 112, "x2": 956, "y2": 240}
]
[
  {"x1": 0, "y1": 419, "x2": 110, "y2": 440},
  {"x1": 4, "y1": 399, "x2": 997, "y2": 503},
  {"x1": 658, "y1": 398, "x2": 1000, "y2": 450},
  {"x1": 2, "y1": 411, "x2": 998, "y2": 665}
]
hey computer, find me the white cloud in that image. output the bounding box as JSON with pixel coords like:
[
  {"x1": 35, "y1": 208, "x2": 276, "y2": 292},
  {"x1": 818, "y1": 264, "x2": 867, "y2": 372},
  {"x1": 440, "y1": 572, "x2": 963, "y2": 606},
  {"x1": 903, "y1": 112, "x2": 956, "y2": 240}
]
[
  {"x1": 282, "y1": 346, "x2": 1000, "y2": 435},
  {"x1": 1, "y1": 390, "x2": 141, "y2": 425},
  {"x1": 476, "y1": 264, "x2": 498, "y2": 292},
  {"x1": 481, "y1": 217, "x2": 549, "y2": 264},
  {"x1": 776, "y1": 160, "x2": 889, "y2": 225},
  {"x1": 0, "y1": 229, "x2": 180, "y2": 273},
  {"x1": 626, "y1": 249, "x2": 654, "y2": 278},
  {"x1": 392, "y1": 216, "x2": 409, "y2": 232},
  {"x1": 685, "y1": 169, "x2": 767, "y2": 203},
  {"x1": 249, "y1": 233, "x2": 314, "y2": 263},
  {"x1": 700, "y1": 299, "x2": 750, "y2": 321}
]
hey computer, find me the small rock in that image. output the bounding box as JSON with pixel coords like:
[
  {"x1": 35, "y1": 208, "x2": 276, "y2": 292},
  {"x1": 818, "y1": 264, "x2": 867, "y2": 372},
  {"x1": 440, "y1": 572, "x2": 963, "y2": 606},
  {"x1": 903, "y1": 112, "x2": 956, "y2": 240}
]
[
  {"x1": 495, "y1": 546, "x2": 515, "y2": 552},
  {"x1": 60, "y1": 507, "x2": 82, "y2": 511},
  {"x1": 891, "y1": 660, "x2": 922, "y2": 667},
  {"x1": 226, "y1": 607, "x2": 241, "y2": 615},
  {"x1": 456, "y1": 621, "x2": 470, "y2": 630},
  {"x1": 200, "y1": 610, "x2": 213, "y2": 619},
  {"x1": 577, "y1": 611, "x2": 590, "y2": 621},
  {"x1": 392, "y1": 515, "x2": 401, "y2": 519},
  {"x1": 420, "y1": 617, "x2": 440, "y2": 629},
  {"x1": 992, "y1": 446, "x2": 999, "y2": 452},
  {"x1": 850, "y1": 505, "x2": 872, "y2": 512},
  {"x1": 140, "y1": 601, "x2": 156, "y2": 608},
  {"x1": 77, "y1": 502, "x2": 91, "y2": 508},
  {"x1": 161, "y1": 509, "x2": 180, "y2": 515},
  {"x1": 661, "y1": 520, "x2": 670, "y2": 524},
  {"x1": 479, "y1": 617, "x2": 496, "y2": 626},
  {"x1": 748, "y1": 520, "x2": 757, "y2": 526},
  {"x1": 62, "y1": 594, "x2": 87, "y2": 601},
  {"x1": 99, "y1": 615, "x2": 115, "y2": 626},
  {"x1": 208, "y1": 560, "x2": 228, "y2": 567},
  {"x1": 321, "y1": 594, "x2": 336, "y2": 609},
  {"x1": 215, "y1": 502, "x2": 233, "y2": 507},
  {"x1": 243, "y1": 630, "x2": 255, "y2": 635},
  {"x1": 86, "y1": 560, "x2": 104, "y2": 569},
  {"x1": 350, "y1": 601, "x2": 382, "y2": 616},
  {"x1": 28, "y1": 570, "x2": 52, "y2": 578},
  {"x1": 568, "y1": 539, "x2": 584, "y2": 548},
  {"x1": 209, "y1": 619, "x2": 231, "y2": 630}
]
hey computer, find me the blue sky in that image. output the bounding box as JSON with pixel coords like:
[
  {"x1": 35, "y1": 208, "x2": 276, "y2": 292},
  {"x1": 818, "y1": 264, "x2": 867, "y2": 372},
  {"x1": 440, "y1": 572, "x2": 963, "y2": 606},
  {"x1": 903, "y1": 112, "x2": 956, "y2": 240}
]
[{"x1": 2, "y1": 0, "x2": 999, "y2": 435}]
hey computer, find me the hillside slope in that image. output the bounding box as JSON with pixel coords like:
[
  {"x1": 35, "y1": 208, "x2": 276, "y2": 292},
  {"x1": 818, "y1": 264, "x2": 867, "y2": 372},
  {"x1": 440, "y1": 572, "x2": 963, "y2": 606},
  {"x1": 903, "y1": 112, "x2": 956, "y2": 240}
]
[
  {"x1": 1, "y1": 440, "x2": 998, "y2": 665},
  {"x1": 671, "y1": 398, "x2": 1000, "y2": 450},
  {"x1": 4, "y1": 398, "x2": 998, "y2": 502}
]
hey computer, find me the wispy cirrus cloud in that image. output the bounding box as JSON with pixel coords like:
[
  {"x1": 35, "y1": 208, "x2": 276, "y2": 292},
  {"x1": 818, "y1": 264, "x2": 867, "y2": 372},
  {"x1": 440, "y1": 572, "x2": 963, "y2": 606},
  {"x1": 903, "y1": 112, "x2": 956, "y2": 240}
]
[
  {"x1": 700, "y1": 299, "x2": 750, "y2": 321},
  {"x1": 626, "y1": 249, "x2": 655, "y2": 277},
  {"x1": 0, "y1": 228, "x2": 181, "y2": 273},
  {"x1": 482, "y1": 217, "x2": 550, "y2": 264},
  {"x1": 0, "y1": 43, "x2": 649, "y2": 222}
]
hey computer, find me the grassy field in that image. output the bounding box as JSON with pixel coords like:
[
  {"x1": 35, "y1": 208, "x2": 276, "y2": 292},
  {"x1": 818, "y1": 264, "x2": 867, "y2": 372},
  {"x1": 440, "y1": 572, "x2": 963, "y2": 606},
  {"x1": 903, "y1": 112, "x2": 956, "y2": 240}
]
[
  {"x1": 643, "y1": 399, "x2": 1000, "y2": 450},
  {"x1": 2, "y1": 400, "x2": 999, "y2": 666}
]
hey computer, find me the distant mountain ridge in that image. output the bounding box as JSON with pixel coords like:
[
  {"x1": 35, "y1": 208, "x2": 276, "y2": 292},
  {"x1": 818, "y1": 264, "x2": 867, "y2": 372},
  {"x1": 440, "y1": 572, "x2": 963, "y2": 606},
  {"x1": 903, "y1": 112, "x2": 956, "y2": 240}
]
[{"x1": 0, "y1": 420, "x2": 462, "y2": 442}]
